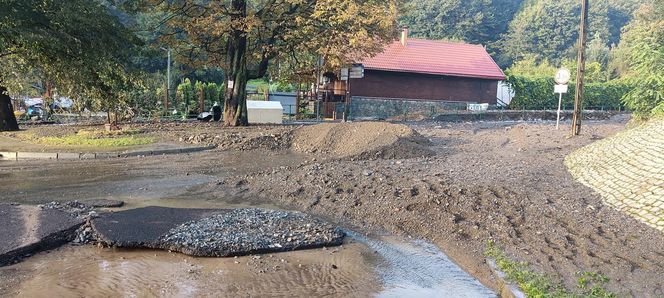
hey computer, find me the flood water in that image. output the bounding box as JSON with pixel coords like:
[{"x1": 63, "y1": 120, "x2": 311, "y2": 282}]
[
  {"x1": 2, "y1": 233, "x2": 494, "y2": 298},
  {"x1": 0, "y1": 153, "x2": 495, "y2": 297}
]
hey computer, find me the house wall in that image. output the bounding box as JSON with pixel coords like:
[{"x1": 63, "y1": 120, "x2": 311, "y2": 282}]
[{"x1": 349, "y1": 70, "x2": 499, "y2": 104}]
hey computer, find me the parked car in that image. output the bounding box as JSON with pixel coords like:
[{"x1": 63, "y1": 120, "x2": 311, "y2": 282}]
[{"x1": 27, "y1": 104, "x2": 45, "y2": 119}]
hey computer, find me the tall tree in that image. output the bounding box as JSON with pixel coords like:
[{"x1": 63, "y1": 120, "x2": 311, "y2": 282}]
[
  {"x1": 402, "y1": 0, "x2": 524, "y2": 55},
  {"x1": 151, "y1": 0, "x2": 401, "y2": 126},
  {"x1": 496, "y1": 0, "x2": 637, "y2": 66},
  {"x1": 0, "y1": 0, "x2": 140, "y2": 131},
  {"x1": 402, "y1": 0, "x2": 495, "y2": 43},
  {"x1": 606, "y1": 0, "x2": 649, "y2": 46},
  {"x1": 619, "y1": 1, "x2": 663, "y2": 118}
]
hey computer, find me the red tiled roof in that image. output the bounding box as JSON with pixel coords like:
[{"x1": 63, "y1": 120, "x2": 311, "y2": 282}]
[{"x1": 360, "y1": 39, "x2": 506, "y2": 80}]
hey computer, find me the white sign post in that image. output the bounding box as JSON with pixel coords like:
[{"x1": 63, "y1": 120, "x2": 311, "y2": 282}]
[
  {"x1": 340, "y1": 68, "x2": 349, "y2": 81},
  {"x1": 554, "y1": 68, "x2": 571, "y2": 130}
]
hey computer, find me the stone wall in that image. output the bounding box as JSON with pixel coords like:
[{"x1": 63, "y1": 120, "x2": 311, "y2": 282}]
[
  {"x1": 350, "y1": 97, "x2": 467, "y2": 120},
  {"x1": 566, "y1": 120, "x2": 664, "y2": 231},
  {"x1": 349, "y1": 96, "x2": 621, "y2": 122}
]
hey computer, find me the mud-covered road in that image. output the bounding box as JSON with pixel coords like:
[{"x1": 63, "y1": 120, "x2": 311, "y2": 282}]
[{"x1": 1, "y1": 117, "x2": 663, "y2": 296}]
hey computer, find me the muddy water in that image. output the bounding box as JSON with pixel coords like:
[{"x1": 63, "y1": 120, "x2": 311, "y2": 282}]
[
  {"x1": 2, "y1": 234, "x2": 495, "y2": 298},
  {"x1": 354, "y1": 233, "x2": 495, "y2": 298},
  {"x1": 0, "y1": 153, "x2": 495, "y2": 297},
  {"x1": 6, "y1": 243, "x2": 381, "y2": 297},
  {"x1": 0, "y1": 150, "x2": 307, "y2": 205}
]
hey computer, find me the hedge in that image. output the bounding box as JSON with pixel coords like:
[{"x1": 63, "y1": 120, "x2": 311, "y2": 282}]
[
  {"x1": 176, "y1": 79, "x2": 224, "y2": 114},
  {"x1": 506, "y1": 75, "x2": 633, "y2": 111}
]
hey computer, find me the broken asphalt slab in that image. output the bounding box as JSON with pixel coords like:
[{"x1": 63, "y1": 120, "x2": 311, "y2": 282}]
[
  {"x1": 0, "y1": 204, "x2": 84, "y2": 266},
  {"x1": 81, "y1": 199, "x2": 125, "y2": 208},
  {"x1": 91, "y1": 206, "x2": 223, "y2": 248},
  {"x1": 91, "y1": 207, "x2": 345, "y2": 257}
]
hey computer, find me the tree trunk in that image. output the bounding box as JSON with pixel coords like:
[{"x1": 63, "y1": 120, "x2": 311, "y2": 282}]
[
  {"x1": 223, "y1": 0, "x2": 249, "y2": 127},
  {"x1": 0, "y1": 86, "x2": 20, "y2": 131}
]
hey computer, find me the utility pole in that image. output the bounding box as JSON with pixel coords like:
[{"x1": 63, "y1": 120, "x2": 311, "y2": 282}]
[
  {"x1": 161, "y1": 47, "x2": 172, "y2": 114},
  {"x1": 572, "y1": 0, "x2": 589, "y2": 136}
]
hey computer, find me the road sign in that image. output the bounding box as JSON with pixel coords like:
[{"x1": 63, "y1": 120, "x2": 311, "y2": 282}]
[
  {"x1": 555, "y1": 83, "x2": 568, "y2": 130},
  {"x1": 554, "y1": 84, "x2": 568, "y2": 94},
  {"x1": 349, "y1": 64, "x2": 364, "y2": 79},
  {"x1": 340, "y1": 68, "x2": 349, "y2": 81},
  {"x1": 555, "y1": 68, "x2": 571, "y2": 85}
]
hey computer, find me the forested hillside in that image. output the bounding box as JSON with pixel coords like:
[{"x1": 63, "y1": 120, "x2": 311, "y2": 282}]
[{"x1": 403, "y1": 0, "x2": 648, "y2": 67}]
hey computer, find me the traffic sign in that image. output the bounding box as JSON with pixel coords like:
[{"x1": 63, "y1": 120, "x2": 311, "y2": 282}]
[
  {"x1": 340, "y1": 68, "x2": 349, "y2": 81},
  {"x1": 554, "y1": 84, "x2": 568, "y2": 94},
  {"x1": 349, "y1": 64, "x2": 364, "y2": 79},
  {"x1": 555, "y1": 68, "x2": 571, "y2": 85}
]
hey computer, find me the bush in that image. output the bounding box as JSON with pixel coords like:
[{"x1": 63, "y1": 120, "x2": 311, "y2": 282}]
[
  {"x1": 176, "y1": 78, "x2": 197, "y2": 114},
  {"x1": 506, "y1": 74, "x2": 632, "y2": 111},
  {"x1": 177, "y1": 79, "x2": 225, "y2": 115},
  {"x1": 619, "y1": 3, "x2": 664, "y2": 119}
]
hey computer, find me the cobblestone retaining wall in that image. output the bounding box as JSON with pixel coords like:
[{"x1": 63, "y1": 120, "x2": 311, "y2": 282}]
[{"x1": 566, "y1": 120, "x2": 664, "y2": 231}]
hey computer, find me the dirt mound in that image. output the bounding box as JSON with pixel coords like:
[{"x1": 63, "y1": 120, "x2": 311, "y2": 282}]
[{"x1": 291, "y1": 122, "x2": 434, "y2": 160}]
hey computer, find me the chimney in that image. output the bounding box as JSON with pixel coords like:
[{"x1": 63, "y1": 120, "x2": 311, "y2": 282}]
[{"x1": 401, "y1": 27, "x2": 408, "y2": 46}]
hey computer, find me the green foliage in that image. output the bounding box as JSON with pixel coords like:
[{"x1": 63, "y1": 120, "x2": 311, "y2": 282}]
[
  {"x1": 0, "y1": 0, "x2": 142, "y2": 117},
  {"x1": 16, "y1": 129, "x2": 154, "y2": 148},
  {"x1": 577, "y1": 271, "x2": 615, "y2": 298},
  {"x1": 559, "y1": 60, "x2": 607, "y2": 84},
  {"x1": 128, "y1": 72, "x2": 167, "y2": 118},
  {"x1": 402, "y1": 0, "x2": 517, "y2": 43},
  {"x1": 619, "y1": 2, "x2": 664, "y2": 119},
  {"x1": 273, "y1": 82, "x2": 295, "y2": 92},
  {"x1": 486, "y1": 241, "x2": 566, "y2": 297},
  {"x1": 498, "y1": 0, "x2": 646, "y2": 66},
  {"x1": 204, "y1": 82, "x2": 223, "y2": 109},
  {"x1": 499, "y1": 0, "x2": 584, "y2": 65},
  {"x1": 507, "y1": 55, "x2": 558, "y2": 78},
  {"x1": 486, "y1": 241, "x2": 616, "y2": 298},
  {"x1": 37, "y1": 135, "x2": 155, "y2": 147},
  {"x1": 506, "y1": 73, "x2": 632, "y2": 110},
  {"x1": 176, "y1": 78, "x2": 196, "y2": 115},
  {"x1": 176, "y1": 79, "x2": 223, "y2": 115},
  {"x1": 402, "y1": 0, "x2": 524, "y2": 57}
]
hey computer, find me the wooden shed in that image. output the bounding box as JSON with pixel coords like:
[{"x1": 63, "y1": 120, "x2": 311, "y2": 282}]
[{"x1": 349, "y1": 29, "x2": 505, "y2": 104}]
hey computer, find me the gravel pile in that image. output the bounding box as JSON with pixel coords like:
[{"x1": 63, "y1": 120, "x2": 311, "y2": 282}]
[{"x1": 158, "y1": 208, "x2": 345, "y2": 257}]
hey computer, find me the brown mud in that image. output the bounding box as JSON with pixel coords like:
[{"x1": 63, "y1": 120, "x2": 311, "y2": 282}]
[
  {"x1": 0, "y1": 242, "x2": 381, "y2": 297},
  {"x1": 1, "y1": 118, "x2": 663, "y2": 296}
]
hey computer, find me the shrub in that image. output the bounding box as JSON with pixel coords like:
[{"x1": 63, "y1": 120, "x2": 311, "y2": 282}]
[{"x1": 506, "y1": 73, "x2": 632, "y2": 111}]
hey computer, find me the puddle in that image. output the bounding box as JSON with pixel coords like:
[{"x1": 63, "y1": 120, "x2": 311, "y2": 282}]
[
  {"x1": 0, "y1": 150, "x2": 306, "y2": 205},
  {"x1": 1, "y1": 232, "x2": 495, "y2": 298},
  {"x1": 3, "y1": 241, "x2": 381, "y2": 297}
]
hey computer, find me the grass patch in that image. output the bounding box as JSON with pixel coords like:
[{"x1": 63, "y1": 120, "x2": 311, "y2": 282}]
[
  {"x1": 38, "y1": 135, "x2": 155, "y2": 147},
  {"x1": 485, "y1": 241, "x2": 616, "y2": 298},
  {"x1": 14, "y1": 129, "x2": 155, "y2": 147}
]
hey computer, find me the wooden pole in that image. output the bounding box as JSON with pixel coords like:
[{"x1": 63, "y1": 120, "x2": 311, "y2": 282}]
[
  {"x1": 572, "y1": 0, "x2": 589, "y2": 136},
  {"x1": 343, "y1": 79, "x2": 351, "y2": 122},
  {"x1": 164, "y1": 48, "x2": 171, "y2": 115},
  {"x1": 295, "y1": 79, "x2": 301, "y2": 120}
]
